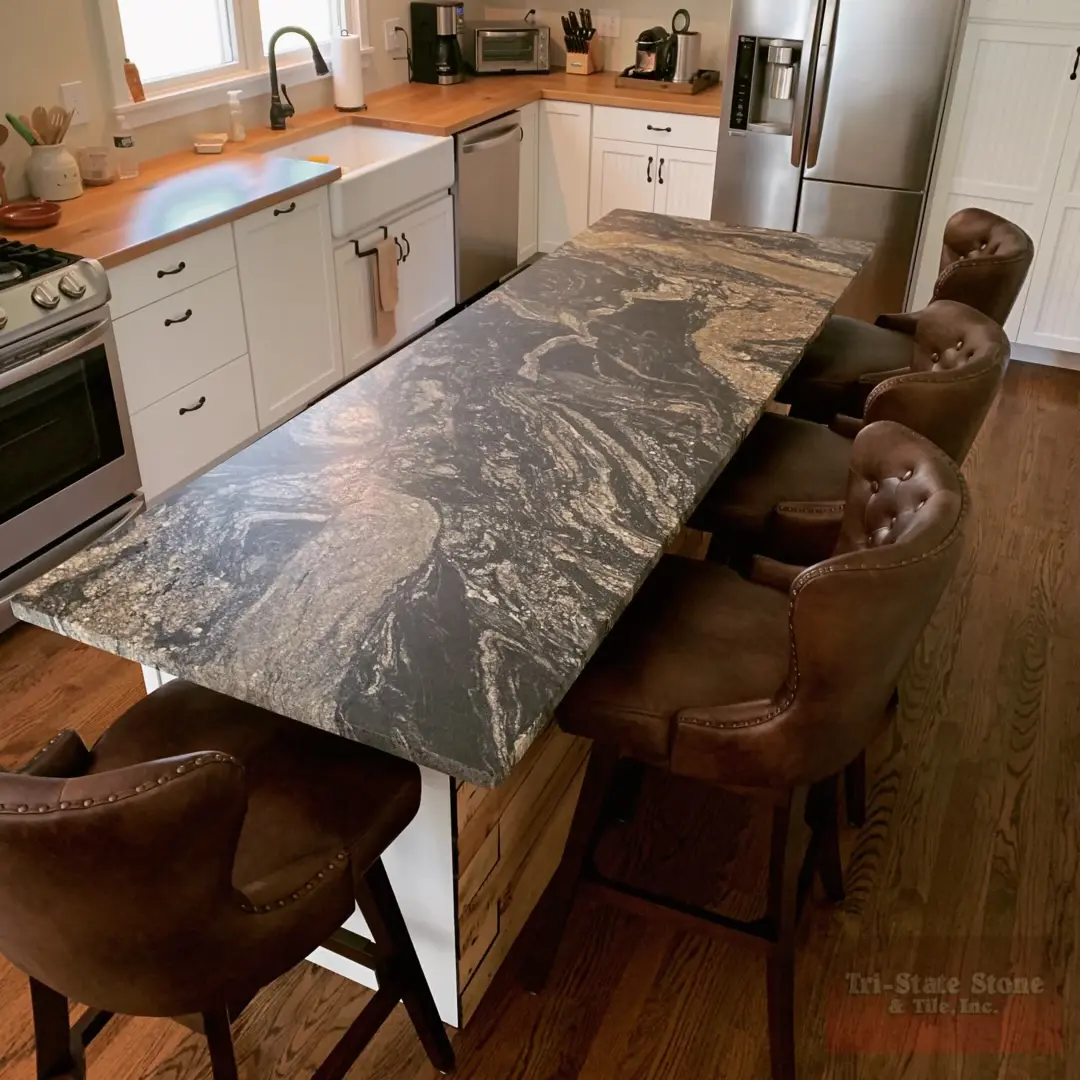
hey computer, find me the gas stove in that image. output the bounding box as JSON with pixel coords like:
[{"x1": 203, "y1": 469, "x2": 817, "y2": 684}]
[{"x1": 0, "y1": 241, "x2": 110, "y2": 351}]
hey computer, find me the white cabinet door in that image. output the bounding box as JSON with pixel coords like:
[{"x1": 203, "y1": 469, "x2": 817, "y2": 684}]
[
  {"x1": 588, "y1": 138, "x2": 657, "y2": 225},
  {"x1": 912, "y1": 23, "x2": 1080, "y2": 339},
  {"x1": 335, "y1": 226, "x2": 396, "y2": 378},
  {"x1": 1019, "y1": 96, "x2": 1080, "y2": 350},
  {"x1": 234, "y1": 189, "x2": 344, "y2": 429},
  {"x1": 394, "y1": 194, "x2": 457, "y2": 342},
  {"x1": 539, "y1": 101, "x2": 592, "y2": 252},
  {"x1": 518, "y1": 101, "x2": 540, "y2": 264},
  {"x1": 653, "y1": 147, "x2": 717, "y2": 220}
]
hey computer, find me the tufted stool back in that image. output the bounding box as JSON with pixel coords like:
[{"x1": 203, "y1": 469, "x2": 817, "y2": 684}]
[
  {"x1": 671, "y1": 422, "x2": 967, "y2": 789},
  {"x1": 863, "y1": 300, "x2": 1008, "y2": 463},
  {"x1": 932, "y1": 207, "x2": 1034, "y2": 325}
]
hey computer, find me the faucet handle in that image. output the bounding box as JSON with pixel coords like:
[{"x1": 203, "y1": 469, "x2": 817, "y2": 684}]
[{"x1": 280, "y1": 83, "x2": 296, "y2": 118}]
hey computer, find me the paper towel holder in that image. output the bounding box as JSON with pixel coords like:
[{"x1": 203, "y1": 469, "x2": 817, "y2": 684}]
[{"x1": 333, "y1": 27, "x2": 369, "y2": 112}]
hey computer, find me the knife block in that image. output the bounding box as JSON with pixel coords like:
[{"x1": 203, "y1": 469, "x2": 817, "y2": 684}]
[{"x1": 566, "y1": 37, "x2": 603, "y2": 75}]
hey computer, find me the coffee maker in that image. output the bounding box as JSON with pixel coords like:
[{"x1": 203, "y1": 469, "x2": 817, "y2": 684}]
[{"x1": 410, "y1": 2, "x2": 465, "y2": 85}]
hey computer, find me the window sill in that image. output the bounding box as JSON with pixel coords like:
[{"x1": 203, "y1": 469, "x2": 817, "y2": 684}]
[{"x1": 114, "y1": 48, "x2": 374, "y2": 128}]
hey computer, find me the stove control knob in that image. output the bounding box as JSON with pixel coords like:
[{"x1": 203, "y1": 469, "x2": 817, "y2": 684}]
[
  {"x1": 0, "y1": 308, "x2": 7, "y2": 330},
  {"x1": 31, "y1": 283, "x2": 61, "y2": 310},
  {"x1": 58, "y1": 272, "x2": 87, "y2": 299}
]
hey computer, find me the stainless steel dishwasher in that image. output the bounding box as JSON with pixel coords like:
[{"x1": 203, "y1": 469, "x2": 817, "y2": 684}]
[{"x1": 454, "y1": 111, "x2": 522, "y2": 303}]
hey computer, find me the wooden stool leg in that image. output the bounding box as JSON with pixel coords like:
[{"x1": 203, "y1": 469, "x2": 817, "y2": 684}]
[
  {"x1": 808, "y1": 775, "x2": 845, "y2": 903},
  {"x1": 519, "y1": 743, "x2": 620, "y2": 994},
  {"x1": 765, "y1": 788, "x2": 809, "y2": 1080},
  {"x1": 203, "y1": 1009, "x2": 239, "y2": 1080},
  {"x1": 356, "y1": 858, "x2": 455, "y2": 1074},
  {"x1": 29, "y1": 978, "x2": 81, "y2": 1080},
  {"x1": 844, "y1": 751, "x2": 867, "y2": 828}
]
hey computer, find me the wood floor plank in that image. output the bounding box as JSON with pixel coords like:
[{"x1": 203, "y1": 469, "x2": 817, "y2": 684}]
[{"x1": 1, "y1": 362, "x2": 1079, "y2": 1079}]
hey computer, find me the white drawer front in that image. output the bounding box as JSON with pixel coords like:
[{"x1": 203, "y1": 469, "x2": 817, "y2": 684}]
[
  {"x1": 232, "y1": 187, "x2": 328, "y2": 240},
  {"x1": 131, "y1": 355, "x2": 258, "y2": 502},
  {"x1": 108, "y1": 224, "x2": 237, "y2": 318},
  {"x1": 592, "y1": 106, "x2": 720, "y2": 152},
  {"x1": 115, "y1": 269, "x2": 248, "y2": 414}
]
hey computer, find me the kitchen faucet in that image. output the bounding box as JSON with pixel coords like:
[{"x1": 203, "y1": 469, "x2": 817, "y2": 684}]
[{"x1": 268, "y1": 26, "x2": 330, "y2": 130}]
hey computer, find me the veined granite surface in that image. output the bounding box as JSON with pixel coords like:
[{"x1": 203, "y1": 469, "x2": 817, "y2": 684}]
[{"x1": 15, "y1": 211, "x2": 871, "y2": 786}]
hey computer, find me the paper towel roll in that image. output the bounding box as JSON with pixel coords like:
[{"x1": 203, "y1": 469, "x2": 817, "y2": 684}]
[{"x1": 332, "y1": 34, "x2": 366, "y2": 112}]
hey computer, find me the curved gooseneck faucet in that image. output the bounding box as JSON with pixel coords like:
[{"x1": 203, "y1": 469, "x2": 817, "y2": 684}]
[{"x1": 268, "y1": 26, "x2": 330, "y2": 130}]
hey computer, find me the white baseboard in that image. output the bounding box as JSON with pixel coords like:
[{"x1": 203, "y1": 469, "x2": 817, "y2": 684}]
[{"x1": 1011, "y1": 342, "x2": 1080, "y2": 372}]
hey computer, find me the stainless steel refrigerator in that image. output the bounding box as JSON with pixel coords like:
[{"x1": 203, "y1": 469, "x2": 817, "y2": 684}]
[{"x1": 711, "y1": 0, "x2": 965, "y2": 319}]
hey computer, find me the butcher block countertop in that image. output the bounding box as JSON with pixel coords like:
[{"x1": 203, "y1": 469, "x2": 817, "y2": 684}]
[{"x1": 2, "y1": 71, "x2": 721, "y2": 268}]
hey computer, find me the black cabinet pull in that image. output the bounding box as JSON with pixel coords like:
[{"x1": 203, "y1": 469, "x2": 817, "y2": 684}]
[
  {"x1": 1072, "y1": 47, "x2": 1079, "y2": 80},
  {"x1": 164, "y1": 309, "x2": 193, "y2": 327},
  {"x1": 646, "y1": 155, "x2": 654, "y2": 183},
  {"x1": 647, "y1": 124, "x2": 672, "y2": 133},
  {"x1": 394, "y1": 236, "x2": 404, "y2": 264},
  {"x1": 156, "y1": 261, "x2": 186, "y2": 279},
  {"x1": 658, "y1": 158, "x2": 665, "y2": 185},
  {"x1": 401, "y1": 232, "x2": 411, "y2": 261},
  {"x1": 178, "y1": 396, "x2": 206, "y2": 416},
  {"x1": 273, "y1": 201, "x2": 297, "y2": 216}
]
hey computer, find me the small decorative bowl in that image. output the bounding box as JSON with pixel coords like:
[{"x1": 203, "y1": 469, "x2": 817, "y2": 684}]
[{"x1": 0, "y1": 200, "x2": 63, "y2": 229}]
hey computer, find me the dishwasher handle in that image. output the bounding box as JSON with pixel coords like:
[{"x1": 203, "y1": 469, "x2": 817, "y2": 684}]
[{"x1": 461, "y1": 124, "x2": 522, "y2": 154}]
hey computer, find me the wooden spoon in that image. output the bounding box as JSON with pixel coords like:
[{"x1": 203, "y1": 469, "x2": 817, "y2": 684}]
[
  {"x1": 34, "y1": 106, "x2": 55, "y2": 145},
  {"x1": 48, "y1": 105, "x2": 67, "y2": 144},
  {"x1": 57, "y1": 108, "x2": 74, "y2": 144},
  {"x1": 21, "y1": 114, "x2": 42, "y2": 144}
]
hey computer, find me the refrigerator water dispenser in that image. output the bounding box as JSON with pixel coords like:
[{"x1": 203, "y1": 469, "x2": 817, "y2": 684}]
[{"x1": 729, "y1": 35, "x2": 802, "y2": 135}]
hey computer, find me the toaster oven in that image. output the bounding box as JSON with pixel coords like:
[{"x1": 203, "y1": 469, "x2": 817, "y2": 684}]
[{"x1": 465, "y1": 21, "x2": 550, "y2": 74}]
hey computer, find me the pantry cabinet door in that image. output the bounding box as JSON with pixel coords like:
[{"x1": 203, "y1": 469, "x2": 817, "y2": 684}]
[
  {"x1": 911, "y1": 22, "x2": 1080, "y2": 339},
  {"x1": 1019, "y1": 95, "x2": 1080, "y2": 350},
  {"x1": 653, "y1": 147, "x2": 717, "y2": 220},
  {"x1": 588, "y1": 138, "x2": 657, "y2": 225}
]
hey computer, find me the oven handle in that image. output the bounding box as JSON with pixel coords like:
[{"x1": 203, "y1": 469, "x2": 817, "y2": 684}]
[{"x1": 0, "y1": 318, "x2": 111, "y2": 393}]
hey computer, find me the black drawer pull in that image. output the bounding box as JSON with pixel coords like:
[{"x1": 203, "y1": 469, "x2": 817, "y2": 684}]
[
  {"x1": 646, "y1": 155, "x2": 653, "y2": 183},
  {"x1": 1072, "y1": 46, "x2": 1079, "y2": 80},
  {"x1": 178, "y1": 396, "x2": 206, "y2": 416},
  {"x1": 395, "y1": 236, "x2": 404, "y2": 264},
  {"x1": 164, "y1": 309, "x2": 193, "y2": 327},
  {"x1": 647, "y1": 124, "x2": 672, "y2": 133},
  {"x1": 658, "y1": 158, "x2": 665, "y2": 185},
  {"x1": 273, "y1": 201, "x2": 297, "y2": 216},
  {"x1": 401, "y1": 232, "x2": 411, "y2": 261},
  {"x1": 157, "y1": 262, "x2": 186, "y2": 279}
]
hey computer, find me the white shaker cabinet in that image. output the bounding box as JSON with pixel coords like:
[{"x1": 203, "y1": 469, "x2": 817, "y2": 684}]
[
  {"x1": 539, "y1": 100, "x2": 592, "y2": 252},
  {"x1": 234, "y1": 188, "x2": 344, "y2": 428},
  {"x1": 968, "y1": 0, "x2": 1080, "y2": 24},
  {"x1": 913, "y1": 21, "x2": 1080, "y2": 347},
  {"x1": 518, "y1": 101, "x2": 540, "y2": 264},
  {"x1": 653, "y1": 147, "x2": 718, "y2": 219},
  {"x1": 589, "y1": 138, "x2": 657, "y2": 224}
]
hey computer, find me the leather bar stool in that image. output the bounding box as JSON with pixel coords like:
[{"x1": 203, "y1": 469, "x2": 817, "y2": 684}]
[
  {"x1": 0, "y1": 680, "x2": 454, "y2": 1080},
  {"x1": 689, "y1": 300, "x2": 1007, "y2": 568},
  {"x1": 777, "y1": 207, "x2": 1032, "y2": 424},
  {"x1": 523, "y1": 421, "x2": 969, "y2": 1080}
]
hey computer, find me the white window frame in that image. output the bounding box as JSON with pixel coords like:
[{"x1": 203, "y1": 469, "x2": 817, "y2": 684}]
[{"x1": 97, "y1": 0, "x2": 373, "y2": 128}]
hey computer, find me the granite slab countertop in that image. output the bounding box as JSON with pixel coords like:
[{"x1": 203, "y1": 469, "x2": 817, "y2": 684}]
[{"x1": 15, "y1": 211, "x2": 872, "y2": 786}]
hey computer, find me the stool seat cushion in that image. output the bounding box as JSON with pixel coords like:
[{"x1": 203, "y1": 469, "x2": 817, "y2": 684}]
[
  {"x1": 90, "y1": 680, "x2": 421, "y2": 906},
  {"x1": 558, "y1": 556, "x2": 790, "y2": 766},
  {"x1": 689, "y1": 412, "x2": 851, "y2": 557},
  {"x1": 778, "y1": 316, "x2": 916, "y2": 422}
]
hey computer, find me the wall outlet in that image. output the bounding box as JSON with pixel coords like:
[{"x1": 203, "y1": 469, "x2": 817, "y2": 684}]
[
  {"x1": 592, "y1": 10, "x2": 620, "y2": 38},
  {"x1": 384, "y1": 18, "x2": 406, "y2": 53},
  {"x1": 60, "y1": 81, "x2": 89, "y2": 126}
]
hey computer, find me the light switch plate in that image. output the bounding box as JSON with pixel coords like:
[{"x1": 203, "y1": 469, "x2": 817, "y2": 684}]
[
  {"x1": 593, "y1": 10, "x2": 620, "y2": 38},
  {"x1": 384, "y1": 18, "x2": 405, "y2": 53},
  {"x1": 60, "y1": 81, "x2": 89, "y2": 126}
]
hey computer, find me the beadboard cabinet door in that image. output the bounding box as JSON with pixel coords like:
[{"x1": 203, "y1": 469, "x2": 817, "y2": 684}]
[
  {"x1": 234, "y1": 189, "x2": 344, "y2": 429},
  {"x1": 588, "y1": 137, "x2": 656, "y2": 225},
  {"x1": 653, "y1": 147, "x2": 717, "y2": 220},
  {"x1": 968, "y1": 0, "x2": 1080, "y2": 25},
  {"x1": 912, "y1": 22, "x2": 1080, "y2": 340}
]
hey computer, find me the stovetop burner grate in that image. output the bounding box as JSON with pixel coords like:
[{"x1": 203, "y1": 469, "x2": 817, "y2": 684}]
[{"x1": 0, "y1": 241, "x2": 80, "y2": 290}]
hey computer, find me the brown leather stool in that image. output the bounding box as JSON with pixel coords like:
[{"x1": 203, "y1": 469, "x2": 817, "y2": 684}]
[
  {"x1": 777, "y1": 207, "x2": 1032, "y2": 423},
  {"x1": 0, "y1": 680, "x2": 454, "y2": 1080},
  {"x1": 523, "y1": 421, "x2": 969, "y2": 1080},
  {"x1": 690, "y1": 300, "x2": 1007, "y2": 567}
]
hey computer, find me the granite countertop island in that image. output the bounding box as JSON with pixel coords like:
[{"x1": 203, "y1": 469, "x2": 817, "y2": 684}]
[{"x1": 15, "y1": 211, "x2": 871, "y2": 786}]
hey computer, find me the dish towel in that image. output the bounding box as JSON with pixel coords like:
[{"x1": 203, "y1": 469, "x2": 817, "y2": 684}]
[{"x1": 374, "y1": 236, "x2": 399, "y2": 346}]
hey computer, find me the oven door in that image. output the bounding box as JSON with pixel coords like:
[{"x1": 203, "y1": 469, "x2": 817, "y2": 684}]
[
  {"x1": 0, "y1": 310, "x2": 142, "y2": 576},
  {"x1": 475, "y1": 29, "x2": 540, "y2": 72}
]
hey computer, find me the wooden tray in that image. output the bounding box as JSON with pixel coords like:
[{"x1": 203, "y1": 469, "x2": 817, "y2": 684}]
[{"x1": 614, "y1": 68, "x2": 720, "y2": 95}]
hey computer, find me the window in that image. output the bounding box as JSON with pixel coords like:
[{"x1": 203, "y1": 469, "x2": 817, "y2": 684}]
[{"x1": 98, "y1": 0, "x2": 368, "y2": 125}]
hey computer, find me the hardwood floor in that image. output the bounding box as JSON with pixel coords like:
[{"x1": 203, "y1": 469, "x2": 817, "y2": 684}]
[{"x1": 1, "y1": 360, "x2": 1078, "y2": 1079}]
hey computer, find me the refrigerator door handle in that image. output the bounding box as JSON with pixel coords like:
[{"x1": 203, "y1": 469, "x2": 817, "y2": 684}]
[
  {"x1": 790, "y1": 0, "x2": 828, "y2": 168},
  {"x1": 805, "y1": 0, "x2": 840, "y2": 169}
]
